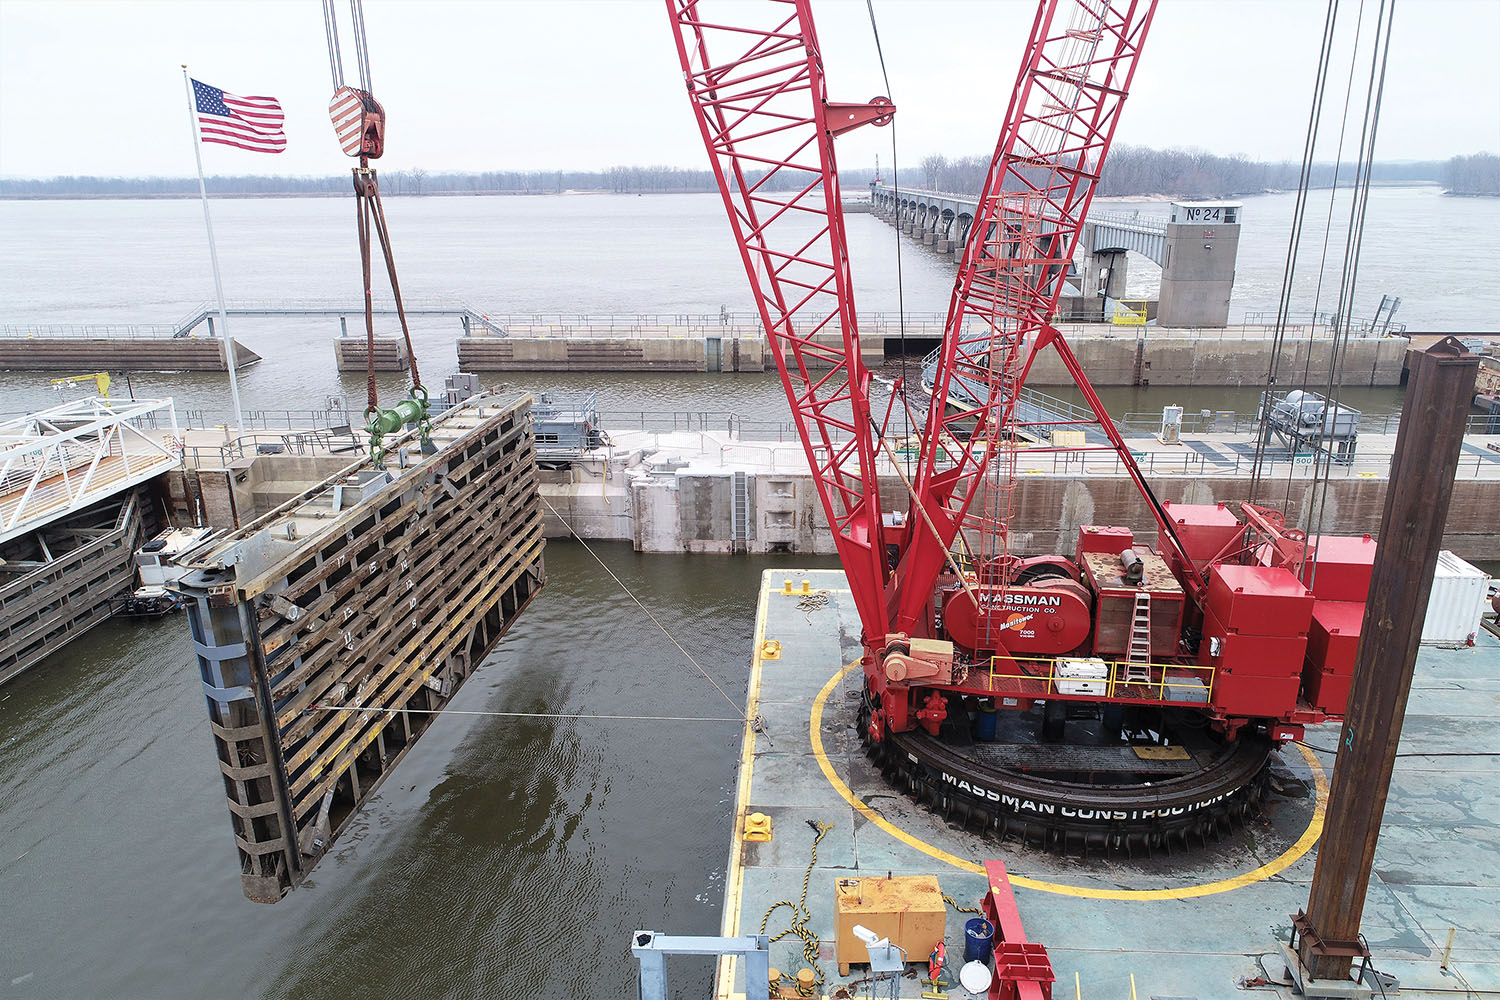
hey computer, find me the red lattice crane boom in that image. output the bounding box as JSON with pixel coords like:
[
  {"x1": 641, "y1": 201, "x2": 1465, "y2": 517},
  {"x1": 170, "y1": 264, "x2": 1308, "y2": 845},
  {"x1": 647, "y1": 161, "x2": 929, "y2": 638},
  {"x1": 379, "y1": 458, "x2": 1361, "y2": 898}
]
[
  {"x1": 667, "y1": 0, "x2": 896, "y2": 637},
  {"x1": 898, "y1": 0, "x2": 1163, "y2": 638}
]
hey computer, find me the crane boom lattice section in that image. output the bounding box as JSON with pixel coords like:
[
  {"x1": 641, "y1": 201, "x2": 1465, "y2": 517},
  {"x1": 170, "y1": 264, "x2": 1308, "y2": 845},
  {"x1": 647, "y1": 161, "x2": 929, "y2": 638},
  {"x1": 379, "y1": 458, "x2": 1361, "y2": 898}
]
[
  {"x1": 902, "y1": 0, "x2": 1156, "y2": 633},
  {"x1": 667, "y1": 0, "x2": 891, "y2": 635}
]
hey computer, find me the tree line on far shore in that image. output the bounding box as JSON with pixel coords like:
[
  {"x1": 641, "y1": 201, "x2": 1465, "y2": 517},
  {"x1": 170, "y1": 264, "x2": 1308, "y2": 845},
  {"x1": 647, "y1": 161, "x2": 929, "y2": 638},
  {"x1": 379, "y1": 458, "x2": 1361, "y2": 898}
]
[
  {"x1": 3, "y1": 149, "x2": 1495, "y2": 199},
  {"x1": 1444, "y1": 153, "x2": 1500, "y2": 196},
  {"x1": 916, "y1": 147, "x2": 1484, "y2": 198}
]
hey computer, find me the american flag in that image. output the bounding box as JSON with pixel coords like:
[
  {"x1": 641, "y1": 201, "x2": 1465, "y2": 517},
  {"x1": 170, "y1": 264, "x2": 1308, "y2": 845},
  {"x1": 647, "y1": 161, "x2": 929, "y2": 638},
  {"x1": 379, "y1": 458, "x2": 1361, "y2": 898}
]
[{"x1": 192, "y1": 79, "x2": 285, "y2": 154}]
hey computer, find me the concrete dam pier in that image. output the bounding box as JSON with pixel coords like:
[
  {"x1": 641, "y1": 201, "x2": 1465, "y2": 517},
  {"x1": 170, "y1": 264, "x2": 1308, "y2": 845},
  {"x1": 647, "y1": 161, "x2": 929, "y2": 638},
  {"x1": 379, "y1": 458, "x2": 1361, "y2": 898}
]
[
  {"x1": 0, "y1": 333, "x2": 260, "y2": 372},
  {"x1": 870, "y1": 182, "x2": 1249, "y2": 330}
]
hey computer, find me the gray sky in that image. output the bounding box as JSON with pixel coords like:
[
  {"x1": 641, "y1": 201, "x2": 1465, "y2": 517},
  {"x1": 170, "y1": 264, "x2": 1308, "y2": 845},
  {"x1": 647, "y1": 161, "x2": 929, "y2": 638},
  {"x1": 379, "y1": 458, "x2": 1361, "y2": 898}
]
[{"x1": 2, "y1": 0, "x2": 1496, "y2": 178}]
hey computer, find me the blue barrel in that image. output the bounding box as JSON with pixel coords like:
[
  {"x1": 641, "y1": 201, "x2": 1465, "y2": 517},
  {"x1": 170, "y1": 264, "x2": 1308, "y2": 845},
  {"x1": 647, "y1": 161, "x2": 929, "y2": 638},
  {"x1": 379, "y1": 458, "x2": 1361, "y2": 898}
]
[
  {"x1": 975, "y1": 704, "x2": 999, "y2": 741},
  {"x1": 964, "y1": 917, "x2": 994, "y2": 964}
]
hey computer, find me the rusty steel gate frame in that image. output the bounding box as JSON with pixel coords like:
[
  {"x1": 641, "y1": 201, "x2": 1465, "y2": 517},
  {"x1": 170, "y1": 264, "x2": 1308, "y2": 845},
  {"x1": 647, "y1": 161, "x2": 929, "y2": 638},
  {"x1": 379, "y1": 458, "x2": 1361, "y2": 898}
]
[{"x1": 177, "y1": 393, "x2": 545, "y2": 901}]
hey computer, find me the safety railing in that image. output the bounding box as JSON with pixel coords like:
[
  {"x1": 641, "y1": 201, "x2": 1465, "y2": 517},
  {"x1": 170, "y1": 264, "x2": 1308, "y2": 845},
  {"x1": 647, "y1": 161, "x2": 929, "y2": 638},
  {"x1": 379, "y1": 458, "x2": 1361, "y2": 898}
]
[
  {"x1": 980, "y1": 655, "x2": 1216, "y2": 705},
  {"x1": 1088, "y1": 210, "x2": 1168, "y2": 234},
  {"x1": 1240, "y1": 310, "x2": 1407, "y2": 337},
  {"x1": 475, "y1": 310, "x2": 949, "y2": 335},
  {"x1": 1115, "y1": 411, "x2": 1497, "y2": 437},
  {"x1": 180, "y1": 428, "x2": 361, "y2": 469},
  {"x1": 0, "y1": 323, "x2": 182, "y2": 339}
]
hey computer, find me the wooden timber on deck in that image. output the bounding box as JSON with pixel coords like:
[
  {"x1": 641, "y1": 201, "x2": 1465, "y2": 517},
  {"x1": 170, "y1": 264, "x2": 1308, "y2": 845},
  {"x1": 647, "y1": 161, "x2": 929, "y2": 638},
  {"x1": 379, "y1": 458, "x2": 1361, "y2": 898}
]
[{"x1": 174, "y1": 392, "x2": 545, "y2": 902}]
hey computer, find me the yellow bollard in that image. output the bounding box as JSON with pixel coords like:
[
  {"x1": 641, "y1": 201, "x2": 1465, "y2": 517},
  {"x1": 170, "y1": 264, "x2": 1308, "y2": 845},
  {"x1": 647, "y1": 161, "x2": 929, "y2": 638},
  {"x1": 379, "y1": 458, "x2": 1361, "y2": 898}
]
[{"x1": 743, "y1": 812, "x2": 773, "y2": 842}]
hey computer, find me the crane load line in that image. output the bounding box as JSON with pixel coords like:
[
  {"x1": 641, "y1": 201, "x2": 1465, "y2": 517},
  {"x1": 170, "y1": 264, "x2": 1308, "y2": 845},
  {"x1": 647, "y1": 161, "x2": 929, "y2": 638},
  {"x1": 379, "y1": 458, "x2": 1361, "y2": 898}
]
[{"x1": 540, "y1": 494, "x2": 747, "y2": 720}]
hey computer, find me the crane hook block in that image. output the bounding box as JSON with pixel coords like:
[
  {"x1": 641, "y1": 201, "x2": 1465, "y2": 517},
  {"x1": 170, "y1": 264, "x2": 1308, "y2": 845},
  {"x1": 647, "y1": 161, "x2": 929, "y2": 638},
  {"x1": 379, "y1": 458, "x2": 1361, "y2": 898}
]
[{"x1": 330, "y1": 86, "x2": 386, "y2": 159}]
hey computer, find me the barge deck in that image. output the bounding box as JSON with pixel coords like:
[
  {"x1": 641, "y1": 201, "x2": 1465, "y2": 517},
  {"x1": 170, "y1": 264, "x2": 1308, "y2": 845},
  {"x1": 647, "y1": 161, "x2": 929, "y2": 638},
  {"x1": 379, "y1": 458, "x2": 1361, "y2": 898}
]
[{"x1": 719, "y1": 568, "x2": 1500, "y2": 998}]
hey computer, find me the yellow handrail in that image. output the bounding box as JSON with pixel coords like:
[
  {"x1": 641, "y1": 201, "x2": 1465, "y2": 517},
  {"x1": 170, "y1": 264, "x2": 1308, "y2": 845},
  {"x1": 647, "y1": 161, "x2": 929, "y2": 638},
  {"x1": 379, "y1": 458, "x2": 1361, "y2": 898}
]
[{"x1": 982, "y1": 653, "x2": 1216, "y2": 702}]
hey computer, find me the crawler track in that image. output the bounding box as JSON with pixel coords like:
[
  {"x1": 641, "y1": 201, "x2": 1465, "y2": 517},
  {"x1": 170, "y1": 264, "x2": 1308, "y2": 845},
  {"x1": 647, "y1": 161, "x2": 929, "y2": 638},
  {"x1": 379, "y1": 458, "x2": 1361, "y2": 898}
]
[{"x1": 858, "y1": 698, "x2": 1272, "y2": 856}]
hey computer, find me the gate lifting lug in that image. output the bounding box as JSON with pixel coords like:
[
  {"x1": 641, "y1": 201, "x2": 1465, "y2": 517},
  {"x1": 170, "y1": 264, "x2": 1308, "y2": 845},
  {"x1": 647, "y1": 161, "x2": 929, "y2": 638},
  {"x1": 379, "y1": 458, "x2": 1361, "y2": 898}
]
[{"x1": 365, "y1": 387, "x2": 432, "y2": 467}]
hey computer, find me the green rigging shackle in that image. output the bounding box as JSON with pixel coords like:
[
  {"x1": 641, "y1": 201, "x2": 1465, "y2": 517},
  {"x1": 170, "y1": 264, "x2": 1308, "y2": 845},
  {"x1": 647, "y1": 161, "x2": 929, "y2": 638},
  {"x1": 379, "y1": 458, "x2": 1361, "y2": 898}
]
[{"x1": 365, "y1": 386, "x2": 431, "y2": 467}]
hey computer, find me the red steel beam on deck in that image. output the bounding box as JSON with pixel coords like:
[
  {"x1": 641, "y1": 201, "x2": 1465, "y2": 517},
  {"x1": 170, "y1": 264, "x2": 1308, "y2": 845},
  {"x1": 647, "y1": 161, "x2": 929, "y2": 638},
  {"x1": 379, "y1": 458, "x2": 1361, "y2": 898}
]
[{"x1": 982, "y1": 860, "x2": 1055, "y2": 1000}]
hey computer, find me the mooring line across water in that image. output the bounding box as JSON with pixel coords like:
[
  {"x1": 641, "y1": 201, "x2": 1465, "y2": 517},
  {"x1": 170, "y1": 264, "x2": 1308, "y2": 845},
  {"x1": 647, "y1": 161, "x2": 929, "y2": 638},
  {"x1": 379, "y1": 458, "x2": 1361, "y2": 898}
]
[
  {"x1": 540, "y1": 494, "x2": 748, "y2": 719},
  {"x1": 308, "y1": 704, "x2": 742, "y2": 723}
]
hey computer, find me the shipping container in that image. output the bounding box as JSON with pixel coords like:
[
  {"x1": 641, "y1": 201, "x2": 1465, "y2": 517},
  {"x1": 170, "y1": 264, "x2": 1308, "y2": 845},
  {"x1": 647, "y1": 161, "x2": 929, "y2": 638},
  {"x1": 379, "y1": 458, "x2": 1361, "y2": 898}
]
[{"x1": 1421, "y1": 551, "x2": 1491, "y2": 645}]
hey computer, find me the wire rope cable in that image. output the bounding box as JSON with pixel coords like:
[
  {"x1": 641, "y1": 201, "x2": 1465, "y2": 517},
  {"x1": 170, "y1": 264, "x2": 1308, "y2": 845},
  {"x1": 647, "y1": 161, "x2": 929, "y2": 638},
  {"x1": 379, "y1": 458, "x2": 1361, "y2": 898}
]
[
  {"x1": 1306, "y1": 0, "x2": 1396, "y2": 568},
  {"x1": 541, "y1": 494, "x2": 747, "y2": 719},
  {"x1": 864, "y1": 0, "x2": 913, "y2": 480},
  {"x1": 350, "y1": 0, "x2": 373, "y2": 93},
  {"x1": 1249, "y1": 0, "x2": 1342, "y2": 500},
  {"x1": 321, "y1": 0, "x2": 345, "y2": 89},
  {"x1": 1279, "y1": 0, "x2": 1369, "y2": 528}
]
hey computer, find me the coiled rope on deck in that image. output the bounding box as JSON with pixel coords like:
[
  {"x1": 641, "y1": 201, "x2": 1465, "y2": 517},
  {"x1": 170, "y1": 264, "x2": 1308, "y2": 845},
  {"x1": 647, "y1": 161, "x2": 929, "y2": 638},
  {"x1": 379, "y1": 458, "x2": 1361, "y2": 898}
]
[{"x1": 762, "y1": 820, "x2": 836, "y2": 995}]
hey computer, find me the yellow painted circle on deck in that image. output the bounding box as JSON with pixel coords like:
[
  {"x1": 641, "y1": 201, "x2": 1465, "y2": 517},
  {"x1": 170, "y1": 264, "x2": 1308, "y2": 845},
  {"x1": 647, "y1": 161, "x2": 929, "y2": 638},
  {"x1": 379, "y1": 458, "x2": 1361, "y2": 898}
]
[{"x1": 809, "y1": 660, "x2": 1328, "y2": 900}]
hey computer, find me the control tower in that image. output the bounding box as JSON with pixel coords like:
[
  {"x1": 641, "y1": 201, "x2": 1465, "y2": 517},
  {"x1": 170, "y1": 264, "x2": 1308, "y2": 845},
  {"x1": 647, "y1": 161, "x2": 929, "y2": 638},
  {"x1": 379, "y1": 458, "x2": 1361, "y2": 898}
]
[{"x1": 1157, "y1": 201, "x2": 1241, "y2": 328}]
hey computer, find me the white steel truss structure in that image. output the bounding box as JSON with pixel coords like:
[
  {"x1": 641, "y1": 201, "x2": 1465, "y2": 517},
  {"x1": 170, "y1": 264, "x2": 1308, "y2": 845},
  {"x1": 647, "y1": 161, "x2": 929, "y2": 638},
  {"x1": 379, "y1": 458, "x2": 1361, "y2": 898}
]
[{"x1": 0, "y1": 397, "x2": 181, "y2": 544}]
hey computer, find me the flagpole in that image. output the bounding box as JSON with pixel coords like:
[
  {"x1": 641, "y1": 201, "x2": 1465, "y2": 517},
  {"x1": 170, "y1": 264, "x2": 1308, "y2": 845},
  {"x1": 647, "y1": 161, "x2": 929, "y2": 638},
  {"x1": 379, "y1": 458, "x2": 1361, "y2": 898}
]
[{"x1": 182, "y1": 65, "x2": 245, "y2": 433}]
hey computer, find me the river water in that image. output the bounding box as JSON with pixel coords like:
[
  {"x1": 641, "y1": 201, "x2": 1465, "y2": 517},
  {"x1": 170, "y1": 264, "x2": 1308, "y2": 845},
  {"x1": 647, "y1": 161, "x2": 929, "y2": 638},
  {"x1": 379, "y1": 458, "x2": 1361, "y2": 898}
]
[
  {"x1": 1, "y1": 189, "x2": 1497, "y2": 998},
  {"x1": 1, "y1": 187, "x2": 1496, "y2": 423},
  {"x1": 0, "y1": 542, "x2": 835, "y2": 999}
]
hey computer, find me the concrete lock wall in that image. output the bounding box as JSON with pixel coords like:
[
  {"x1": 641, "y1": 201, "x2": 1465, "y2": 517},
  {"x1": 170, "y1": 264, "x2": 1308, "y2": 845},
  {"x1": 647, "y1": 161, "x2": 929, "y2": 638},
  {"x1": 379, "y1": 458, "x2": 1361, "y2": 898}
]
[
  {"x1": 1023, "y1": 336, "x2": 1408, "y2": 387},
  {"x1": 193, "y1": 454, "x2": 370, "y2": 529},
  {"x1": 335, "y1": 336, "x2": 410, "y2": 372},
  {"x1": 544, "y1": 468, "x2": 1500, "y2": 563},
  {"x1": 457, "y1": 330, "x2": 882, "y2": 374}
]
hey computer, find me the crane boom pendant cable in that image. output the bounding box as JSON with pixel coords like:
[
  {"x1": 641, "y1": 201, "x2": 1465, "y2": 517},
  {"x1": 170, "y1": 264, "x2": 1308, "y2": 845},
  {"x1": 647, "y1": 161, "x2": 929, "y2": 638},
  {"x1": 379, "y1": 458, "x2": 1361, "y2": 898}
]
[
  {"x1": 1249, "y1": 0, "x2": 1341, "y2": 500},
  {"x1": 865, "y1": 0, "x2": 913, "y2": 481}
]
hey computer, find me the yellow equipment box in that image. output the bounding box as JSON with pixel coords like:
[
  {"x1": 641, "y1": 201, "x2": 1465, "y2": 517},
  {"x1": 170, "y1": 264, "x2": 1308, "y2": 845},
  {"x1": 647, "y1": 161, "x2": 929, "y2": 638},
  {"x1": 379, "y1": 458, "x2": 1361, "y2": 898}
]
[{"x1": 834, "y1": 874, "x2": 946, "y2": 976}]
